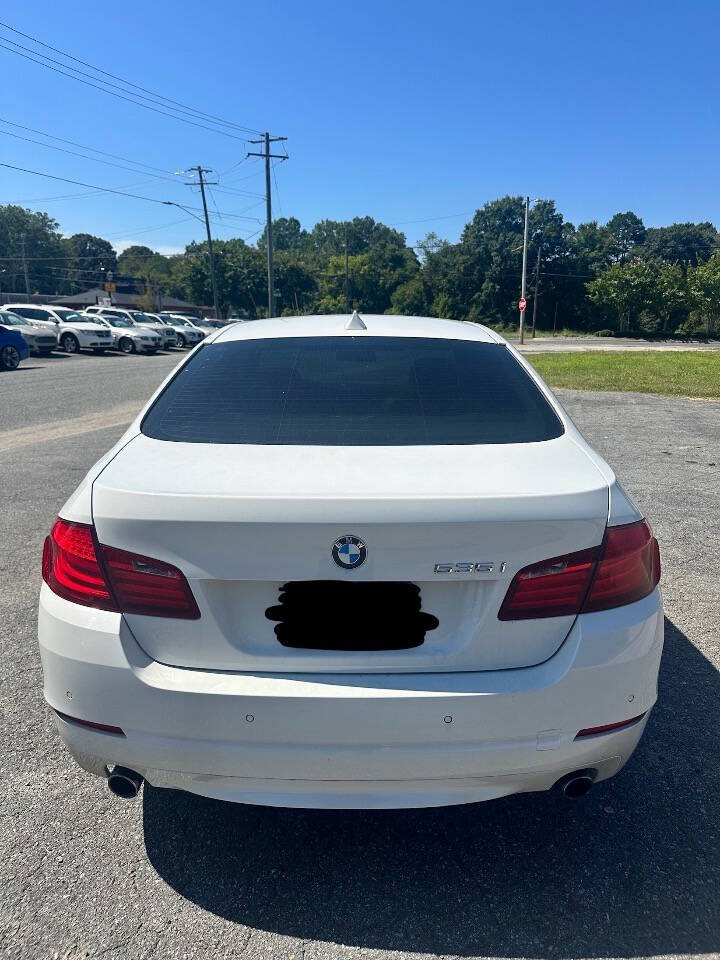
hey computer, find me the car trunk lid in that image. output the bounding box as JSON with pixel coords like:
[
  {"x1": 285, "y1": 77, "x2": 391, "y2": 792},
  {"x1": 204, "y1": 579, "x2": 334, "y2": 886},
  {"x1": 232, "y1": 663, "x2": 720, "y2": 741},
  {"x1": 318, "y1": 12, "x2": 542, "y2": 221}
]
[{"x1": 91, "y1": 433, "x2": 608, "y2": 673}]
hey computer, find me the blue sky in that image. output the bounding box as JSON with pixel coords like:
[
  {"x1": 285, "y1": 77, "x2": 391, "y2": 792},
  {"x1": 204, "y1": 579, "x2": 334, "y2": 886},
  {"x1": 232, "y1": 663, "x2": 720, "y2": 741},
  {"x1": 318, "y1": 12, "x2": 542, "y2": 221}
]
[{"x1": 2, "y1": 0, "x2": 719, "y2": 253}]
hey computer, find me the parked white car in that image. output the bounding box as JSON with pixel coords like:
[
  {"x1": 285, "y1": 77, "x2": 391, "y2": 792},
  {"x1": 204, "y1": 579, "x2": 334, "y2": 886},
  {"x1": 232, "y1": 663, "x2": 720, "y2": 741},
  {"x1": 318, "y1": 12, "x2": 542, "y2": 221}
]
[
  {"x1": 93, "y1": 314, "x2": 163, "y2": 354},
  {"x1": 4, "y1": 304, "x2": 113, "y2": 353},
  {"x1": 172, "y1": 312, "x2": 219, "y2": 331},
  {"x1": 150, "y1": 313, "x2": 204, "y2": 349},
  {"x1": 159, "y1": 312, "x2": 204, "y2": 345},
  {"x1": 0, "y1": 310, "x2": 59, "y2": 355},
  {"x1": 84, "y1": 307, "x2": 176, "y2": 349},
  {"x1": 39, "y1": 314, "x2": 663, "y2": 809},
  {"x1": 130, "y1": 312, "x2": 177, "y2": 349}
]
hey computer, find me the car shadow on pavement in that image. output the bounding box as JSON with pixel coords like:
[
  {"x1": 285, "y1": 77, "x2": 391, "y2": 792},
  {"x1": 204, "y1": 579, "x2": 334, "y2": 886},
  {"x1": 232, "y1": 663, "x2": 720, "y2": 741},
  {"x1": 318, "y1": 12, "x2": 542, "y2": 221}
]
[{"x1": 143, "y1": 617, "x2": 719, "y2": 958}]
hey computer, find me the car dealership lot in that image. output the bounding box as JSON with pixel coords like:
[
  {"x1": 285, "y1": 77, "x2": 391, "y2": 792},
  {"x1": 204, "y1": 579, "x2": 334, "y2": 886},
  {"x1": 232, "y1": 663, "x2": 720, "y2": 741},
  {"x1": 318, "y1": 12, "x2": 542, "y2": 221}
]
[{"x1": 2, "y1": 352, "x2": 719, "y2": 960}]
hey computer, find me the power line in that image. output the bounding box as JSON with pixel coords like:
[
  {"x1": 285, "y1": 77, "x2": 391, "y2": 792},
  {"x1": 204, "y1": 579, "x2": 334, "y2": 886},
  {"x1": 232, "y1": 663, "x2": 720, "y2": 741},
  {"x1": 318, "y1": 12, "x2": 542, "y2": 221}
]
[
  {"x1": 218, "y1": 157, "x2": 251, "y2": 177},
  {"x1": 0, "y1": 161, "x2": 263, "y2": 222},
  {"x1": 0, "y1": 39, "x2": 252, "y2": 143},
  {"x1": 103, "y1": 218, "x2": 196, "y2": 241},
  {"x1": 0, "y1": 19, "x2": 263, "y2": 135},
  {"x1": 207, "y1": 187, "x2": 230, "y2": 240},
  {"x1": 211, "y1": 184, "x2": 266, "y2": 200},
  {"x1": 272, "y1": 160, "x2": 284, "y2": 219},
  {"x1": 22, "y1": 272, "x2": 162, "y2": 294},
  {"x1": 390, "y1": 211, "x2": 476, "y2": 226},
  {"x1": 0, "y1": 247, "x2": 198, "y2": 263},
  {"x1": 0, "y1": 212, "x2": 263, "y2": 258},
  {"x1": 222, "y1": 162, "x2": 266, "y2": 186},
  {"x1": 14, "y1": 177, "x2": 170, "y2": 204},
  {"x1": 0, "y1": 161, "x2": 181, "y2": 205},
  {"x1": 0, "y1": 117, "x2": 177, "y2": 175},
  {"x1": 29, "y1": 266, "x2": 151, "y2": 284},
  {"x1": 0, "y1": 128, "x2": 182, "y2": 183}
]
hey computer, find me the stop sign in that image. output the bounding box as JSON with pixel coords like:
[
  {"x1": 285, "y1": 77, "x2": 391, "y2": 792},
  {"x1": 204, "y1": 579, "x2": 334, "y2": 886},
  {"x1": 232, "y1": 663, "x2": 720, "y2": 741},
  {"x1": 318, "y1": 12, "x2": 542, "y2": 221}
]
[{"x1": 518, "y1": 297, "x2": 527, "y2": 312}]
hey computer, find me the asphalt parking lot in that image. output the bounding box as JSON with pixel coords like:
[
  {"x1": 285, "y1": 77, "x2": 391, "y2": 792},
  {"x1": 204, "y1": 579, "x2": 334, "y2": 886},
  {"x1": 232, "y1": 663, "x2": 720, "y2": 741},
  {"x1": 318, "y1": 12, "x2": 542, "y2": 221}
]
[{"x1": 2, "y1": 351, "x2": 719, "y2": 960}]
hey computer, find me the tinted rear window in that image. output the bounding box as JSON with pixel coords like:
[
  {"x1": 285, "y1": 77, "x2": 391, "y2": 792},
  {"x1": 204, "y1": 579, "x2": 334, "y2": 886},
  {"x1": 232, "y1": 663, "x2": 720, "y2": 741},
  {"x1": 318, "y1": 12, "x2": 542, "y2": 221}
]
[{"x1": 142, "y1": 336, "x2": 564, "y2": 445}]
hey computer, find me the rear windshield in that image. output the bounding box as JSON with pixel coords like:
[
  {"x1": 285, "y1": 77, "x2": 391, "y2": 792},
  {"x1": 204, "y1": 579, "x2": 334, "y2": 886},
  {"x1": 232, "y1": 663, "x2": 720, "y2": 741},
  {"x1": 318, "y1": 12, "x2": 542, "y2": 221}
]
[{"x1": 142, "y1": 336, "x2": 564, "y2": 445}]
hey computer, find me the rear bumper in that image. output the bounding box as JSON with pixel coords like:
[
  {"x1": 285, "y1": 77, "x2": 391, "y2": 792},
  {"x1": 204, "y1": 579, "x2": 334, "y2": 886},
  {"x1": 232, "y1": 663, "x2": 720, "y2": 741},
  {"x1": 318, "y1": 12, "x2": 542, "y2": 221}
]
[{"x1": 38, "y1": 586, "x2": 664, "y2": 808}]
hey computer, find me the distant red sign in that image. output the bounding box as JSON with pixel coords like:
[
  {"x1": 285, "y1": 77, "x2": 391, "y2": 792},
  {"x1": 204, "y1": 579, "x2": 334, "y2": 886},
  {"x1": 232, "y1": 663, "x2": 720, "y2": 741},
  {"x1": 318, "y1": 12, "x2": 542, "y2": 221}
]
[{"x1": 518, "y1": 297, "x2": 527, "y2": 312}]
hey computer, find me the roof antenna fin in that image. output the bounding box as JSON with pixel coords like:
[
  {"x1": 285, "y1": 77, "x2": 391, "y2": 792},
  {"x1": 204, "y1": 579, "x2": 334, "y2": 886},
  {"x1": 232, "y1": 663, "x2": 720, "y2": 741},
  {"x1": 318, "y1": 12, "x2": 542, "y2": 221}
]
[{"x1": 345, "y1": 310, "x2": 367, "y2": 330}]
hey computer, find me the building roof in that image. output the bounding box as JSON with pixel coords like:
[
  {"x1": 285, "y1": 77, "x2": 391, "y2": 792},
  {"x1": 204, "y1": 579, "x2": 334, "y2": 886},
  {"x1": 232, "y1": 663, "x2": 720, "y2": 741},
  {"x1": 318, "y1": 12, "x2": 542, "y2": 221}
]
[{"x1": 48, "y1": 288, "x2": 210, "y2": 312}]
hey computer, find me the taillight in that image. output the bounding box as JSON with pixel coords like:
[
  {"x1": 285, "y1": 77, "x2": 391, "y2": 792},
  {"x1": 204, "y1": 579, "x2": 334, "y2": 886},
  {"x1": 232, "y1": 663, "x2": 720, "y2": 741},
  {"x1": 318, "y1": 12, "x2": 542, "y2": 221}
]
[
  {"x1": 498, "y1": 547, "x2": 599, "y2": 621},
  {"x1": 42, "y1": 519, "x2": 117, "y2": 610},
  {"x1": 582, "y1": 520, "x2": 660, "y2": 613},
  {"x1": 99, "y1": 544, "x2": 200, "y2": 619},
  {"x1": 498, "y1": 520, "x2": 660, "y2": 621},
  {"x1": 42, "y1": 518, "x2": 199, "y2": 619}
]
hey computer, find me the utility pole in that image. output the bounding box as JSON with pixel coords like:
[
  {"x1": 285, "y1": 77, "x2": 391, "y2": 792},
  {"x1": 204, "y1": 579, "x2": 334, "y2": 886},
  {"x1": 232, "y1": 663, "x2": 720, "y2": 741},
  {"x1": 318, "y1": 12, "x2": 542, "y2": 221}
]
[
  {"x1": 185, "y1": 166, "x2": 220, "y2": 319},
  {"x1": 531, "y1": 243, "x2": 541, "y2": 338},
  {"x1": 519, "y1": 196, "x2": 529, "y2": 344},
  {"x1": 20, "y1": 233, "x2": 30, "y2": 298},
  {"x1": 248, "y1": 133, "x2": 287, "y2": 317}
]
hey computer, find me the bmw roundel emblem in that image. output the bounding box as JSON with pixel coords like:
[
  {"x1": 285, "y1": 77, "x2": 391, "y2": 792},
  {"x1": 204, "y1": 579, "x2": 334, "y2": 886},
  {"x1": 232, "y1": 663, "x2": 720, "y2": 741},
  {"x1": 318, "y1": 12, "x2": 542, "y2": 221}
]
[{"x1": 332, "y1": 535, "x2": 367, "y2": 569}]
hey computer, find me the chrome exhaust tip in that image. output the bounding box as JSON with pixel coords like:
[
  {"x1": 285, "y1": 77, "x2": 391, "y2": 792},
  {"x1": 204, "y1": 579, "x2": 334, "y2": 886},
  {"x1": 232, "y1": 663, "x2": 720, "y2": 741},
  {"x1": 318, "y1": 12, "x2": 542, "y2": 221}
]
[
  {"x1": 107, "y1": 766, "x2": 143, "y2": 799},
  {"x1": 556, "y1": 768, "x2": 597, "y2": 799}
]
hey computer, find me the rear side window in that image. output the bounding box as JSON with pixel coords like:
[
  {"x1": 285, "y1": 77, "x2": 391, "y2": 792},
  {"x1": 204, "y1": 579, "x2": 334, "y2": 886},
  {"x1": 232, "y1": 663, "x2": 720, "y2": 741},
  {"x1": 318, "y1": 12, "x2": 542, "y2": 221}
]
[
  {"x1": 142, "y1": 336, "x2": 564, "y2": 445},
  {"x1": 12, "y1": 307, "x2": 50, "y2": 321}
]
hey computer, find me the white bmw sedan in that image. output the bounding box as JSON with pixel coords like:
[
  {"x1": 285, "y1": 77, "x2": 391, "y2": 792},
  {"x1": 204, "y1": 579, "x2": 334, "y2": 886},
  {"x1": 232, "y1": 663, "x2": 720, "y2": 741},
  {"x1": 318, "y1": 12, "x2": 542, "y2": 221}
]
[{"x1": 38, "y1": 315, "x2": 663, "y2": 808}]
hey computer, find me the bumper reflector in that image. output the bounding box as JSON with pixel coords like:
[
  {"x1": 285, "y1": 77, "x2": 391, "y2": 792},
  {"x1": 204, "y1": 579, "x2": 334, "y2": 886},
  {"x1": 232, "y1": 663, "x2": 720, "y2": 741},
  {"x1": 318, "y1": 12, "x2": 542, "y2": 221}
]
[
  {"x1": 54, "y1": 709, "x2": 125, "y2": 736},
  {"x1": 575, "y1": 713, "x2": 646, "y2": 739}
]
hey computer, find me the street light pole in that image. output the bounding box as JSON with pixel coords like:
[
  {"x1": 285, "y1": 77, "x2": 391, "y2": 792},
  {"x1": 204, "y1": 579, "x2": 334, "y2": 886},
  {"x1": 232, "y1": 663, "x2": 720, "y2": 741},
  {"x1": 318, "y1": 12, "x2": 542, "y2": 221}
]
[
  {"x1": 519, "y1": 196, "x2": 529, "y2": 345},
  {"x1": 531, "y1": 243, "x2": 542, "y2": 338},
  {"x1": 20, "y1": 233, "x2": 30, "y2": 298},
  {"x1": 184, "y1": 166, "x2": 220, "y2": 319},
  {"x1": 344, "y1": 224, "x2": 350, "y2": 312},
  {"x1": 196, "y1": 168, "x2": 220, "y2": 320}
]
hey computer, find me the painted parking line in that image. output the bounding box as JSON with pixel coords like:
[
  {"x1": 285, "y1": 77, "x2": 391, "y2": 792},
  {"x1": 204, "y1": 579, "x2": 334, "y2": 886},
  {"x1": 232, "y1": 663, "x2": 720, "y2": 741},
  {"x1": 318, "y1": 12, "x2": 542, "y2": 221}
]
[{"x1": 0, "y1": 403, "x2": 139, "y2": 453}]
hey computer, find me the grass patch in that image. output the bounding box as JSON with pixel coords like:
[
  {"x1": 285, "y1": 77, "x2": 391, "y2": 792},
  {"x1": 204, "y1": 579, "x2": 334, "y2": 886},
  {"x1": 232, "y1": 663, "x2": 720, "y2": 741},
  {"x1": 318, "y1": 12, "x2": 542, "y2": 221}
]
[
  {"x1": 489, "y1": 325, "x2": 589, "y2": 340},
  {"x1": 528, "y1": 351, "x2": 720, "y2": 398}
]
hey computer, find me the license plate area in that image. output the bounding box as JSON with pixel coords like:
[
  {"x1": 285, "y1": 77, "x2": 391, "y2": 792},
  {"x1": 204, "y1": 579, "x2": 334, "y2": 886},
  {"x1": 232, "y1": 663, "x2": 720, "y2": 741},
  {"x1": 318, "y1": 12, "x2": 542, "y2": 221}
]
[{"x1": 265, "y1": 580, "x2": 439, "y2": 651}]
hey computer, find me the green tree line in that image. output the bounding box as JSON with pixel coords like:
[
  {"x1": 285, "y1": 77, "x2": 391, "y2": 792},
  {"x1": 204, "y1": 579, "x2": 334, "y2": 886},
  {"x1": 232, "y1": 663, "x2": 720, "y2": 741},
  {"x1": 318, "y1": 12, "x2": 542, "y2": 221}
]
[{"x1": 1, "y1": 198, "x2": 719, "y2": 335}]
